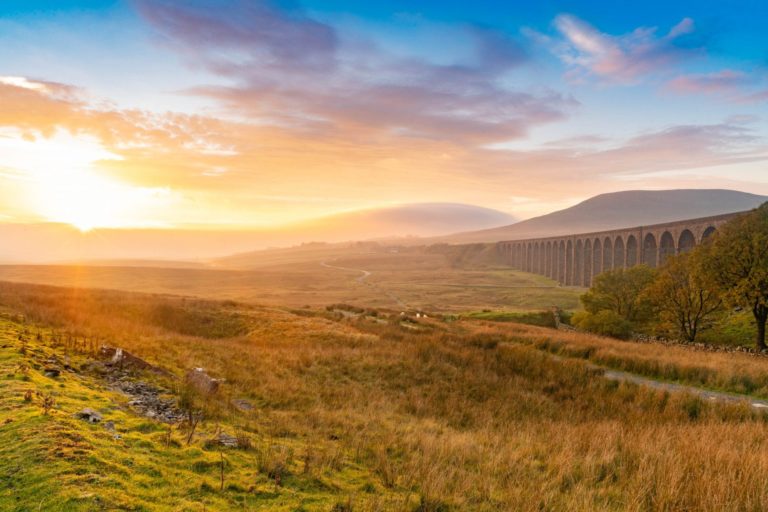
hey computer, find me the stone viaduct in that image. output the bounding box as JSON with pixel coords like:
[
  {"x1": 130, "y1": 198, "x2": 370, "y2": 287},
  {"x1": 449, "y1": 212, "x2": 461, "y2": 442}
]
[{"x1": 497, "y1": 211, "x2": 744, "y2": 287}]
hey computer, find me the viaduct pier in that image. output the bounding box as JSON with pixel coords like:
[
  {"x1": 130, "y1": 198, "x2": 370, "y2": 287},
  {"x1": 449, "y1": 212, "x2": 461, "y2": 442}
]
[{"x1": 497, "y1": 211, "x2": 744, "y2": 287}]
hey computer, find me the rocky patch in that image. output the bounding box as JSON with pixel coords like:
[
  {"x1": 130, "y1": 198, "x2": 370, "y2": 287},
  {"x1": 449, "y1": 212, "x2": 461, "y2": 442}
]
[{"x1": 76, "y1": 408, "x2": 103, "y2": 423}]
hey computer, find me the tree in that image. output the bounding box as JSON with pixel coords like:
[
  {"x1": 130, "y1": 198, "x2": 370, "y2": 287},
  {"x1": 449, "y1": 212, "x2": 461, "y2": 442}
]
[
  {"x1": 645, "y1": 250, "x2": 722, "y2": 342},
  {"x1": 703, "y1": 204, "x2": 768, "y2": 351},
  {"x1": 581, "y1": 265, "x2": 656, "y2": 322}
]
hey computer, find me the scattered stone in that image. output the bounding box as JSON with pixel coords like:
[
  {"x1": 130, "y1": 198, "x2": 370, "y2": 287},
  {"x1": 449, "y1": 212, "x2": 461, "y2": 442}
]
[
  {"x1": 185, "y1": 368, "x2": 221, "y2": 396},
  {"x1": 110, "y1": 377, "x2": 184, "y2": 423},
  {"x1": 76, "y1": 408, "x2": 103, "y2": 423},
  {"x1": 231, "y1": 398, "x2": 254, "y2": 412},
  {"x1": 43, "y1": 367, "x2": 61, "y2": 378},
  {"x1": 103, "y1": 421, "x2": 115, "y2": 431},
  {"x1": 217, "y1": 432, "x2": 239, "y2": 448}
]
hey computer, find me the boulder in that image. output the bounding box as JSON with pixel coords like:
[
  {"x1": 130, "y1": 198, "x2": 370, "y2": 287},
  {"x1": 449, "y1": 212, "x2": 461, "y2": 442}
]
[
  {"x1": 44, "y1": 367, "x2": 61, "y2": 378},
  {"x1": 185, "y1": 368, "x2": 221, "y2": 395},
  {"x1": 98, "y1": 345, "x2": 174, "y2": 377},
  {"x1": 76, "y1": 408, "x2": 103, "y2": 423},
  {"x1": 99, "y1": 346, "x2": 152, "y2": 371}
]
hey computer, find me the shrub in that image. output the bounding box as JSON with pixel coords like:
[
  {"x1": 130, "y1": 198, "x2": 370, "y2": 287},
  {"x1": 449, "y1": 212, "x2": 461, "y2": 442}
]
[{"x1": 572, "y1": 310, "x2": 633, "y2": 339}]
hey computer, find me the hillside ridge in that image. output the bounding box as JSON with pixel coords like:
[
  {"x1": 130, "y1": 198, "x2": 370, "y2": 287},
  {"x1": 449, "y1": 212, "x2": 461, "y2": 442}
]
[{"x1": 440, "y1": 189, "x2": 767, "y2": 243}]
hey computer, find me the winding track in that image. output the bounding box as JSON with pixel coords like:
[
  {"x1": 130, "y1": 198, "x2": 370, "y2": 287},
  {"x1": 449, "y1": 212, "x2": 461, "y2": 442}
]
[
  {"x1": 320, "y1": 260, "x2": 408, "y2": 309},
  {"x1": 319, "y1": 261, "x2": 768, "y2": 409},
  {"x1": 320, "y1": 261, "x2": 371, "y2": 283},
  {"x1": 600, "y1": 368, "x2": 768, "y2": 409},
  {"x1": 545, "y1": 351, "x2": 768, "y2": 410}
]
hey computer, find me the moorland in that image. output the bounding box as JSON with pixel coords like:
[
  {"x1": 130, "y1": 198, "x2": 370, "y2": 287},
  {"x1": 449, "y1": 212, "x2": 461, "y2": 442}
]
[{"x1": 3, "y1": 280, "x2": 768, "y2": 510}]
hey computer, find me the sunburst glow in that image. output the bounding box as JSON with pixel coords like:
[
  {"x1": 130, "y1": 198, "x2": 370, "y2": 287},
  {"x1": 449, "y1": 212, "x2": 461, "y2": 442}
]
[{"x1": 1, "y1": 130, "x2": 173, "y2": 231}]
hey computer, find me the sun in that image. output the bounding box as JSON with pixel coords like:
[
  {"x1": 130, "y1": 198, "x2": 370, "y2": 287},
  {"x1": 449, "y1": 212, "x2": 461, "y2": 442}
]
[
  {"x1": 3, "y1": 130, "x2": 172, "y2": 231},
  {"x1": 38, "y1": 172, "x2": 145, "y2": 232}
]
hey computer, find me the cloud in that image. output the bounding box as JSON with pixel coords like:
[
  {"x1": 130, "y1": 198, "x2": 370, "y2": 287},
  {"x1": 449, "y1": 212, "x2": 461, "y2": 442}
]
[
  {"x1": 666, "y1": 70, "x2": 751, "y2": 93},
  {"x1": 741, "y1": 89, "x2": 768, "y2": 103},
  {"x1": 134, "y1": 0, "x2": 338, "y2": 76},
  {"x1": 665, "y1": 69, "x2": 768, "y2": 104},
  {"x1": 540, "y1": 14, "x2": 700, "y2": 83},
  {"x1": 1, "y1": 75, "x2": 767, "y2": 226},
  {"x1": 134, "y1": 0, "x2": 572, "y2": 145}
]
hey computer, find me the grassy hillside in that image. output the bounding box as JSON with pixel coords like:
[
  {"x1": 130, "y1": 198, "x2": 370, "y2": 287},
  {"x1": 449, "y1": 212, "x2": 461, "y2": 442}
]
[
  {"x1": 441, "y1": 189, "x2": 767, "y2": 243},
  {"x1": 3, "y1": 281, "x2": 768, "y2": 510}
]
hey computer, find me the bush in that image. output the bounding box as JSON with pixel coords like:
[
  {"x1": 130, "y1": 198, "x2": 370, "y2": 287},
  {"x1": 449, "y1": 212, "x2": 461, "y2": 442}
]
[{"x1": 572, "y1": 310, "x2": 633, "y2": 339}]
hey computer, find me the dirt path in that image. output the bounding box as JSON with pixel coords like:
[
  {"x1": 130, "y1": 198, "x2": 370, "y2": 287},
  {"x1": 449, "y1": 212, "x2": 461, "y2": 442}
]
[
  {"x1": 320, "y1": 260, "x2": 408, "y2": 309},
  {"x1": 600, "y1": 367, "x2": 768, "y2": 409},
  {"x1": 543, "y1": 351, "x2": 768, "y2": 410},
  {"x1": 320, "y1": 261, "x2": 371, "y2": 283}
]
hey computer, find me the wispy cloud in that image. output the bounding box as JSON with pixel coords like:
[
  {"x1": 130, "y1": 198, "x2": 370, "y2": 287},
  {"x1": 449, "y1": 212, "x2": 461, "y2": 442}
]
[
  {"x1": 0, "y1": 4, "x2": 766, "y2": 227},
  {"x1": 665, "y1": 69, "x2": 768, "y2": 104},
  {"x1": 134, "y1": 0, "x2": 573, "y2": 145},
  {"x1": 666, "y1": 69, "x2": 751, "y2": 93},
  {"x1": 535, "y1": 14, "x2": 700, "y2": 84}
]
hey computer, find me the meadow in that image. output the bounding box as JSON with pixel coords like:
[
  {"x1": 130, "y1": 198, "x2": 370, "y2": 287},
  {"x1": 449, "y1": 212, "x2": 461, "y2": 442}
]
[
  {"x1": 0, "y1": 247, "x2": 582, "y2": 312},
  {"x1": 2, "y1": 281, "x2": 768, "y2": 510}
]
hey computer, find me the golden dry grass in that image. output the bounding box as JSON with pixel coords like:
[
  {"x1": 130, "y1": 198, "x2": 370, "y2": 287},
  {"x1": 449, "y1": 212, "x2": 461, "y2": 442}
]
[
  {"x1": 489, "y1": 322, "x2": 768, "y2": 397},
  {"x1": 0, "y1": 250, "x2": 581, "y2": 312},
  {"x1": 3, "y1": 281, "x2": 768, "y2": 510}
]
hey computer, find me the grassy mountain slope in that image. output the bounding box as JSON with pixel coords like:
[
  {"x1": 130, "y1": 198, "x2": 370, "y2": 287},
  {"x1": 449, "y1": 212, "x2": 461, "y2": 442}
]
[{"x1": 443, "y1": 189, "x2": 767, "y2": 242}]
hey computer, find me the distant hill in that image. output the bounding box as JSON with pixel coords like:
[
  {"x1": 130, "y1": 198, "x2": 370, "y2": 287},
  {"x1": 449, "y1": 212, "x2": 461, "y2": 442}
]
[
  {"x1": 0, "y1": 203, "x2": 514, "y2": 263},
  {"x1": 441, "y1": 189, "x2": 767, "y2": 243},
  {"x1": 299, "y1": 203, "x2": 515, "y2": 240}
]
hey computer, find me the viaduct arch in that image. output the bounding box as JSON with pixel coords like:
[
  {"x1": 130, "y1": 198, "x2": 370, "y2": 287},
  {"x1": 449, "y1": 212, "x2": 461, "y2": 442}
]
[{"x1": 496, "y1": 211, "x2": 742, "y2": 287}]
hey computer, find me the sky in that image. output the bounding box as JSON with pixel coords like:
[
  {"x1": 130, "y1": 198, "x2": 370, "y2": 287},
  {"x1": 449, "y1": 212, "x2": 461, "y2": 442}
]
[{"x1": 0, "y1": 0, "x2": 767, "y2": 231}]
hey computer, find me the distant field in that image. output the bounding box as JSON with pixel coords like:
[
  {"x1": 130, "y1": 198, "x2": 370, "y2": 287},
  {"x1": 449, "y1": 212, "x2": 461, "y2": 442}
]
[{"x1": 0, "y1": 250, "x2": 582, "y2": 312}]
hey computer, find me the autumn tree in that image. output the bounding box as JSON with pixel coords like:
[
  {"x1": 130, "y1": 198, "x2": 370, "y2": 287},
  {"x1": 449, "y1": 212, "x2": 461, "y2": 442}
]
[
  {"x1": 645, "y1": 250, "x2": 722, "y2": 342},
  {"x1": 703, "y1": 204, "x2": 768, "y2": 351},
  {"x1": 581, "y1": 265, "x2": 656, "y2": 322}
]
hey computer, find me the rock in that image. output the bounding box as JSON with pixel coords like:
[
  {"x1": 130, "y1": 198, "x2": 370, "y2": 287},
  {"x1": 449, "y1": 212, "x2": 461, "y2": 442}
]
[
  {"x1": 110, "y1": 375, "x2": 185, "y2": 423},
  {"x1": 185, "y1": 368, "x2": 221, "y2": 396},
  {"x1": 98, "y1": 346, "x2": 174, "y2": 377},
  {"x1": 231, "y1": 398, "x2": 254, "y2": 411},
  {"x1": 218, "y1": 432, "x2": 238, "y2": 448},
  {"x1": 103, "y1": 421, "x2": 115, "y2": 431},
  {"x1": 76, "y1": 408, "x2": 103, "y2": 423},
  {"x1": 99, "y1": 346, "x2": 152, "y2": 371},
  {"x1": 44, "y1": 367, "x2": 61, "y2": 378}
]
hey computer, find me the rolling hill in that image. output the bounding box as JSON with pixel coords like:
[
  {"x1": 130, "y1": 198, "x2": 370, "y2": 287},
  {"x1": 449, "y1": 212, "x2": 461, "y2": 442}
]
[{"x1": 441, "y1": 189, "x2": 767, "y2": 243}]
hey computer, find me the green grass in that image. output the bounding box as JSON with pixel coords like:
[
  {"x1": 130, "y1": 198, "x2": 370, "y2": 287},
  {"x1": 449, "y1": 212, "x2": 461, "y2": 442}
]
[
  {"x1": 461, "y1": 310, "x2": 559, "y2": 328},
  {"x1": 0, "y1": 316, "x2": 406, "y2": 511}
]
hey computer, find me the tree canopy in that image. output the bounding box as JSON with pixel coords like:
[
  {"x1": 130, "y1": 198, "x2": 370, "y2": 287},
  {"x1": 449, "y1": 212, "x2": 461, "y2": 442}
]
[
  {"x1": 646, "y1": 249, "x2": 722, "y2": 342},
  {"x1": 581, "y1": 265, "x2": 656, "y2": 322},
  {"x1": 703, "y1": 203, "x2": 768, "y2": 350}
]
